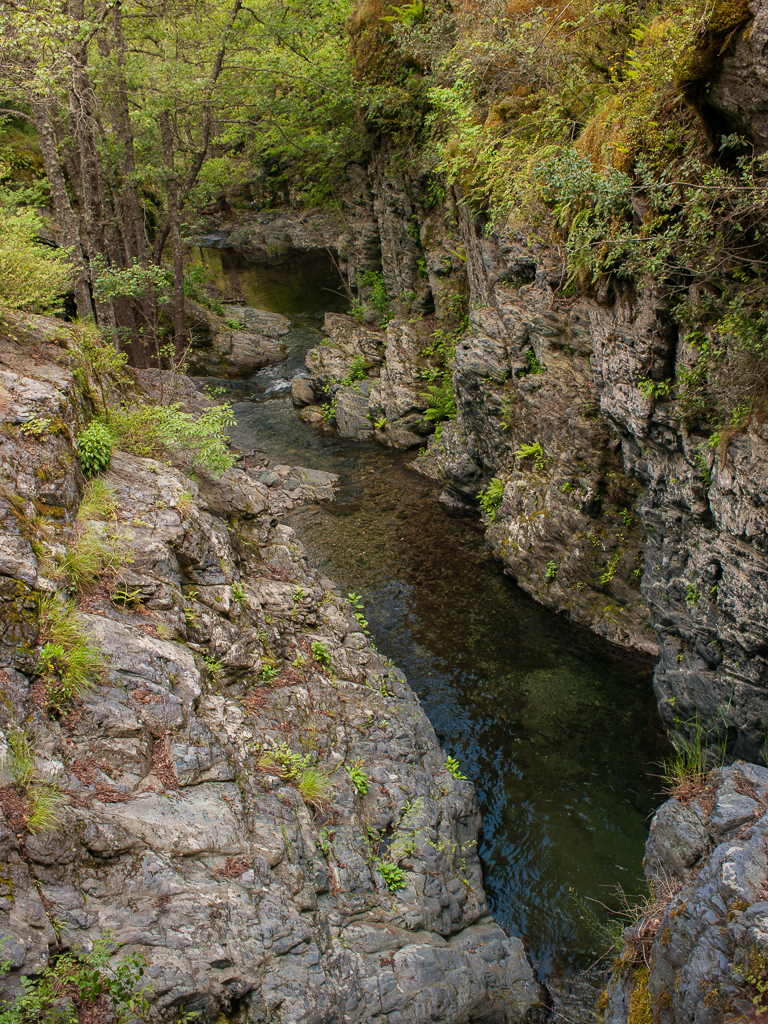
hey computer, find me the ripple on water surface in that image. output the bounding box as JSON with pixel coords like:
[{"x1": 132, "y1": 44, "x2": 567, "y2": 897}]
[{"x1": 216, "y1": 254, "x2": 667, "y2": 977}]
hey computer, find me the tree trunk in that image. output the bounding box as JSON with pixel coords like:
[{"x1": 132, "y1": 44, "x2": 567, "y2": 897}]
[
  {"x1": 159, "y1": 110, "x2": 186, "y2": 353},
  {"x1": 29, "y1": 99, "x2": 93, "y2": 320}
]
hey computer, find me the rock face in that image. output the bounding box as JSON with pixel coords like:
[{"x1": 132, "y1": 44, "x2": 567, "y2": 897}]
[
  {"x1": 322, "y1": 109, "x2": 768, "y2": 760},
  {"x1": 604, "y1": 764, "x2": 768, "y2": 1024},
  {"x1": 187, "y1": 303, "x2": 287, "y2": 378},
  {"x1": 0, "y1": 317, "x2": 540, "y2": 1024},
  {"x1": 223, "y1": 207, "x2": 343, "y2": 264}
]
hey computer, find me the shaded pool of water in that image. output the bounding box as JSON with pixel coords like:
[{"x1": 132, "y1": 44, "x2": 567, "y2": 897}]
[{"x1": 218, "y1": 256, "x2": 667, "y2": 977}]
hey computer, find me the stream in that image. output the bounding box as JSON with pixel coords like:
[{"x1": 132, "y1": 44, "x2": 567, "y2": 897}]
[{"x1": 203, "y1": 248, "x2": 668, "y2": 980}]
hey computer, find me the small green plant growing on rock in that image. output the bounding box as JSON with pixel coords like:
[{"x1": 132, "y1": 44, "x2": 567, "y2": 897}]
[
  {"x1": 59, "y1": 526, "x2": 124, "y2": 593},
  {"x1": 77, "y1": 479, "x2": 117, "y2": 523},
  {"x1": 76, "y1": 420, "x2": 113, "y2": 477},
  {"x1": 19, "y1": 416, "x2": 51, "y2": 438},
  {"x1": 375, "y1": 416, "x2": 387, "y2": 430},
  {"x1": 232, "y1": 581, "x2": 246, "y2": 605},
  {"x1": 733, "y1": 948, "x2": 768, "y2": 1013},
  {"x1": 311, "y1": 640, "x2": 331, "y2": 666},
  {"x1": 376, "y1": 859, "x2": 406, "y2": 892},
  {"x1": 513, "y1": 442, "x2": 546, "y2": 471},
  {"x1": 321, "y1": 399, "x2": 337, "y2": 425},
  {"x1": 297, "y1": 767, "x2": 331, "y2": 809},
  {"x1": 521, "y1": 349, "x2": 545, "y2": 376},
  {"x1": 544, "y1": 561, "x2": 558, "y2": 581},
  {"x1": 445, "y1": 756, "x2": 467, "y2": 781},
  {"x1": 4, "y1": 729, "x2": 66, "y2": 836},
  {"x1": 0, "y1": 932, "x2": 150, "y2": 1024},
  {"x1": 341, "y1": 355, "x2": 369, "y2": 386},
  {"x1": 685, "y1": 583, "x2": 700, "y2": 608},
  {"x1": 347, "y1": 592, "x2": 370, "y2": 634},
  {"x1": 346, "y1": 759, "x2": 369, "y2": 797},
  {"x1": 37, "y1": 595, "x2": 105, "y2": 713},
  {"x1": 599, "y1": 552, "x2": 621, "y2": 587},
  {"x1": 477, "y1": 478, "x2": 504, "y2": 522}
]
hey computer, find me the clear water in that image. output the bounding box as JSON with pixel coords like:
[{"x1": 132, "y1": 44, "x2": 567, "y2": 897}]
[{"x1": 214, "y1": 251, "x2": 667, "y2": 978}]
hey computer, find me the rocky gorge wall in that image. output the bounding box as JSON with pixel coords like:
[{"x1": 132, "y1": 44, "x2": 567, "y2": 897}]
[
  {"x1": 0, "y1": 312, "x2": 540, "y2": 1023},
  {"x1": 289, "y1": 76, "x2": 768, "y2": 768}
]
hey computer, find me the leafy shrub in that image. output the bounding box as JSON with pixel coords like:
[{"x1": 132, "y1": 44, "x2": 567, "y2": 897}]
[
  {"x1": 0, "y1": 191, "x2": 72, "y2": 314},
  {"x1": 77, "y1": 420, "x2": 113, "y2": 477},
  {"x1": 358, "y1": 270, "x2": 392, "y2": 328},
  {"x1": 107, "y1": 401, "x2": 236, "y2": 476}
]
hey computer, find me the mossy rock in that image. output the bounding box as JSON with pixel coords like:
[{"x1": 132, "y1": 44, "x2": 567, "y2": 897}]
[{"x1": 675, "y1": 0, "x2": 752, "y2": 86}]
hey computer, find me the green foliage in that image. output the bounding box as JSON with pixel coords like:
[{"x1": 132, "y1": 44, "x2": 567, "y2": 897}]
[
  {"x1": 58, "y1": 527, "x2": 123, "y2": 594},
  {"x1": 381, "y1": 1, "x2": 425, "y2": 28},
  {"x1": 376, "y1": 860, "x2": 406, "y2": 891},
  {"x1": 297, "y1": 767, "x2": 332, "y2": 808},
  {"x1": 311, "y1": 640, "x2": 331, "y2": 666},
  {"x1": 91, "y1": 255, "x2": 170, "y2": 305},
  {"x1": 18, "y1": 416, "x2": 51, "y2": 438},
  {"x1": 0, "y1": 188, "x2": 72, "y2": 315},
  {"x1": 27, "y1": 784, "x2": 65, "y2": 835},
  {"x1": 423, "y1": 382, "x2": 457, "y2": 427},
  {"x1": 444, "y1": 756, "x2": 467, "y2": 781},
  {"x1": 0, "y1": 933, "x2": 150, "y2": 1024},
  {"x1": 76, "y1": 420, "x2": 113, "y2": 477},
  {"x1": 321, "y1": 399, "x2": 337, "y2": 425},
  {"x1": 521, "y1": 349, "x2": 545, "y2": 376},
  {"x1": 637, "y1": 376, "x2": 673, "y2": 401},
  {"x1": 544, "y1": 560, "x2": 558, "y2": 581},
  {"x1": 341, "y1": 355, "x2": 369, "y2": 386},
  {"x1": 346, "y1": 759, "x2": 369, "y2": 797},
  {"x1": 78, "y1": 479, "x2": 117, "y2": 523},
  {"x1": 107, "y1": 402, "x2": 236, "y2": 476},
  {"x1": 599, "y1": 552, "x2": 621, "y2": 587},
  {"x1": 685, "y1": 583, "x2": 700, "y2": 608},
  {"x1": 734, "y1": 950, "x2": 768, "y2": 1013},
  {"x1": 37, "y1": 595, "x2": 105, "y2": 714},
  {"x1": 346, "y1": 592, "x2": 370, "y2": 634},
  {"x1": 477, "y1": 477, "x2": 504, "y2": 522},
  {"x1": 6, "y1": 729, "x2": 34, "y2": 788},
  {"x1": 232, "y1": 581, "x2": 246, "y2": 604},
  {"x1": 358, "y1": 271, "x2": 392, "y2": 328},
  {"x1": 69, "y1": 320, "x2": 130, "y2": 414},
  {"x1": 513, "y1": 442, "x2": 546, "y2": 471}
]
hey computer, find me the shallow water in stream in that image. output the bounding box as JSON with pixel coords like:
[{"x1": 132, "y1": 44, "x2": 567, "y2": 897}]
[{"x1": 207, "y1": 250, "x2": 667, "y2": 979}]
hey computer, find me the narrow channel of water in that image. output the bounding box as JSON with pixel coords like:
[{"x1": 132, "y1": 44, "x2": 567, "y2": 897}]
[{"x1": 207, "y1": 250, "x2": 667, "y2": 978}]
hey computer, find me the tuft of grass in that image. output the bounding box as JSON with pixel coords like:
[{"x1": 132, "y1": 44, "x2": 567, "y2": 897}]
[
  {"x1": 297, "y1": 767, "x2": 332, "y2": 809},
  {"x1": 77, "y1": 478, "x2": 117, "y2": 523},
  {"x1": 37, "y1": 595, "x2": 106, "y2": 713},
  {"x1": 26, "y1": 784, "x2": 65, "y2": 835},
  {"x1": 661, "y1": 715, "x2": 708, "y2": 802},
  {"x1": 6, "y1": 728, "x2": 34, "y2": 787},
  {"x1": 58, "y1": 526, "x2": 123, "y2": 593}
]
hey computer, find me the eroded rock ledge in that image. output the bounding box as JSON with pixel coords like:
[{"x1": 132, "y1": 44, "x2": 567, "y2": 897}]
[{"x1": 0, "y1": 317, "x2": 540, "y2": 1024}]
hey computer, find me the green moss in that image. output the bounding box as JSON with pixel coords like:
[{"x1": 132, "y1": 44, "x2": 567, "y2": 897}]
[{"x1": 627, "y1": 968, "x2": 652, "y2": 1024}]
